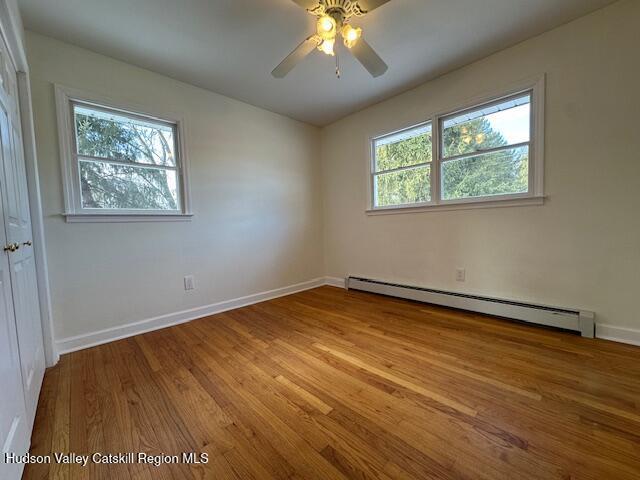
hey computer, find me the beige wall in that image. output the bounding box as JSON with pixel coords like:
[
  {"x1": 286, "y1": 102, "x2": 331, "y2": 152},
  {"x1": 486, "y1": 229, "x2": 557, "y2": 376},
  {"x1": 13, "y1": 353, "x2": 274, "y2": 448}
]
[
  {"x1": 321, "y1": 0, "x2": 640, "y2": 332},
  {"x1": 27, "y1": 31, "x2": 324, "y2": 341}
]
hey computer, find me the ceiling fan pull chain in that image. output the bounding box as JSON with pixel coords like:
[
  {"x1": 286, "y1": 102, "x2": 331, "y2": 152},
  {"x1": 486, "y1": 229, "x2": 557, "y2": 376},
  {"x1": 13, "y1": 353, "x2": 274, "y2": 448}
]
[{"x1": 335, "y1": 52, "x2": 341, "y2": 79}]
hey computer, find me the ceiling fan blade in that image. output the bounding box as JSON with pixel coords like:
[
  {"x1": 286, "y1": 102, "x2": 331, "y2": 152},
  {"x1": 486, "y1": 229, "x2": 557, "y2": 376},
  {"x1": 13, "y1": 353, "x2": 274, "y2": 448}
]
[
  {"x1": 272, "y1": 36, "x2": 321, "y2": 78},
  {"x1": 350, "y1": 38, "x2": 388, "y2": 77},
  {"x1": 355, "y1": 0, "x2": 391, "y2": 13},
  {"x1": 290, "y1": 0, "x2": 321, "y2": 10}
]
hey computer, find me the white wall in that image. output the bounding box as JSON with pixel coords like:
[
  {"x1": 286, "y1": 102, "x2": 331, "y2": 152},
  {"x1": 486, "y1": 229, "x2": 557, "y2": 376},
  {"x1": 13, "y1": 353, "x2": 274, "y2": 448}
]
[
  {"x1": 26, "y1": 0, "x2": 640, "y2": 349},
  {"x1": 322, "y1": 0, "x2": 640, "y2": 334},
  {"x1": 26, "y1": 31, "x2": 324, "y2": 342}
]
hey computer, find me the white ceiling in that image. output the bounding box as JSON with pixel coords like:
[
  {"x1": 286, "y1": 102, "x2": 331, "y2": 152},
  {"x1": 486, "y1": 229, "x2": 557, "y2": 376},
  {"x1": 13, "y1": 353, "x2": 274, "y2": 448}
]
[{"x1": 19, "y1": 0, "x2": 616, "y2": 126}]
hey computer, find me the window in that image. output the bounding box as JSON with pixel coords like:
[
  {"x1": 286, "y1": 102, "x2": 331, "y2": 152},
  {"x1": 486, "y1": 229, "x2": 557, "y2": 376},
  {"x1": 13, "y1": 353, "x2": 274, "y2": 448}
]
[
  {"x1": 440, "y1": 93, "x2": 530, "y2": 201},
  {"x1": 55, "y1": 86, "x2": 191, "y2": 221},
  {"x1": 373, "y1": 123, "x2": 432, "y2": 208},
  {"x1": 369, "y1": 79, "x2": 544, "y2": 212}
]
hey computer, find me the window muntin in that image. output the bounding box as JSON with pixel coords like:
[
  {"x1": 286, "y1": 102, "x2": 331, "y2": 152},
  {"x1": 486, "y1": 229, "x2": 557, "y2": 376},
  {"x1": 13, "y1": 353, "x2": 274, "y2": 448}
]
[
  {"x1": 369, "y1": 89, "x2": 538, "y2": 210},
  {"x1": 373, "y1": 122, "x2": 432, "y2": 208},
  {"x1": 72, "y1": 102, "x2": 181, "y2": 212}
]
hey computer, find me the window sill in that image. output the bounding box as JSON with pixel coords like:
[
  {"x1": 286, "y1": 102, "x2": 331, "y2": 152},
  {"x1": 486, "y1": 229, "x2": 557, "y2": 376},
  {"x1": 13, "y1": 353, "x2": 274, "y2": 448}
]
[
  {"x1": 366, "y1": 196, "x2": 545, "y2": 215},
  {"x1": 63, "y1": 213, "x2": 194, "y2": 223}
]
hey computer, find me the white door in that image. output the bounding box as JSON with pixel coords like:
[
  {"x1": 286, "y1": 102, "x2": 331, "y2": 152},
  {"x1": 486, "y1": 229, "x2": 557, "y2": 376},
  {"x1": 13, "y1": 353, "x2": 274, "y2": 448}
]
[
  {"x1": 0, "y1": 89, "x2": 45, "y2": 425},
  {"x1": 0, "y1": 113, "x2": 29, "y2": 480},
  {"x1": 0, "y1": 13, "x2": 46, "y2": 480}
]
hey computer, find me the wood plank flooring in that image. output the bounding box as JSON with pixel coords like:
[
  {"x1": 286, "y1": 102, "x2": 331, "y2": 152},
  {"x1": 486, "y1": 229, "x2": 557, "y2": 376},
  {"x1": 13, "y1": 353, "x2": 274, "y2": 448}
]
[{"x1": 23, "y1": 286, "x2": 640, "y2": 479}]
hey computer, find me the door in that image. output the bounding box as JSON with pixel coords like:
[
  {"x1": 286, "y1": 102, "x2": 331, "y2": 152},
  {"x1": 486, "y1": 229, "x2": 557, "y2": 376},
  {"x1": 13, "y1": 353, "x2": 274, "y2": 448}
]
[
  {"x1": 0, "y1": 87, "x2": 45, "y2": 425},
  {"x1": 0, "y1": 114, "x2": 29, "y2": 480},
  {"x1": 0, "y1": 14, "x2": 46, "y2": 480}
]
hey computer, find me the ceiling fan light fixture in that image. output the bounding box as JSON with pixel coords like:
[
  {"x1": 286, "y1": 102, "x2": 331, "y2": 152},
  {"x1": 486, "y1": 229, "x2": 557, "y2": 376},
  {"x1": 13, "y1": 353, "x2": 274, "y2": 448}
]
[
  {"x1": 318, "y1": 38, "x2": 336, "y2": 56},
  {"x1": 341, "y1": 24, "x2": 362, "y2": 49},
  {"x1": 272, "y1": 0, "x2": 389, "y2": 79}
]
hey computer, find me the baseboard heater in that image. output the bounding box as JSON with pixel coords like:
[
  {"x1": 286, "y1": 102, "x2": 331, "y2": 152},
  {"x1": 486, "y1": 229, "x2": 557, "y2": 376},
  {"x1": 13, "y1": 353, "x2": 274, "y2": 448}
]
[{"x1": 346, "y1": 277, "x2": 595, "y2": 338}]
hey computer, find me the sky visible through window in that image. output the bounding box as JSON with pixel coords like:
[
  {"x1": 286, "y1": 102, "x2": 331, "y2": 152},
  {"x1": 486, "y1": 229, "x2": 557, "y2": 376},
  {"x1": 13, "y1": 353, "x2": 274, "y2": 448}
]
[
  {"x1": 442, "y1": 93, "x2": 531, "y2": 155},
  {"x1": 486, "y1": 103, "x2": 530, "y2": 145}
]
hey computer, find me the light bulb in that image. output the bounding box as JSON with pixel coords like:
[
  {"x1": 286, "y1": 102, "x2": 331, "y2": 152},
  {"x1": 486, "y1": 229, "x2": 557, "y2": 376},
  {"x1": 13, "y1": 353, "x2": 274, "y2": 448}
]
[
  {"x1": 318, "y1": 38, "x2": 335, "y2": 56},
  {"x1": 341, "y1": 25, "x2": 362, "y2": 49},
  {"x1": 320, "y1": 16, "x2": 334, "y2": 32},
  {"x1": 317, "y1": 15, "x2": 337, "y2": 41}
]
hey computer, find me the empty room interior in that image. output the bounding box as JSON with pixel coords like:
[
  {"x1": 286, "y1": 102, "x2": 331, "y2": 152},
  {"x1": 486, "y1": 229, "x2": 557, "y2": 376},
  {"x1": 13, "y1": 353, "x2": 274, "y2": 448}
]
[{"x1": 1, "y1": 0, "x2": 639, "y2": 478}]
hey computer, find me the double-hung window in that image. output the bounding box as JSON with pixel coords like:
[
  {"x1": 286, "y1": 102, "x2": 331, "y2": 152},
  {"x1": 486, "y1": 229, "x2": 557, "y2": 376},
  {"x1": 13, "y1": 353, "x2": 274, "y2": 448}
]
[
  {"x1": 370, "y1": 79, "x2": 544, "y2": 212},
  {"x1": 56, "y1": 86, "x2": 191, "y2": 221},
  {"x1": 440, "y1": 93, "x2": 531, "y2": 202},
  {"x1": 373, "y1": 122, "x2": 433, "y2": 208}
]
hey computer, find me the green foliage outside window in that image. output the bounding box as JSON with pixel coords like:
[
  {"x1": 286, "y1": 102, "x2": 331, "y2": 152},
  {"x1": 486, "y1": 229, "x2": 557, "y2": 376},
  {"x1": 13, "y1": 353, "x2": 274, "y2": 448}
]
[
  {"x1": 75, "y1": 108, "x2": 179, "y2": 210},
  {"x1": 441, "y1": 117, "x2": 528, "y2": 200},
  {"x1": 374, "y1": 127, "x2": 432, "y2": 206},
  {"x1": 374, "y1": 115, "x2": 528, "y2": 207}
]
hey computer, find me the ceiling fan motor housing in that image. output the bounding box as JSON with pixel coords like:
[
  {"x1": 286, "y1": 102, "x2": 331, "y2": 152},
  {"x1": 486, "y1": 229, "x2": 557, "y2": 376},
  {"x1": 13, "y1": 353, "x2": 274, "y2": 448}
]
[{"x1": 314, "y1": 0, "x2": 367, "y2": 20}]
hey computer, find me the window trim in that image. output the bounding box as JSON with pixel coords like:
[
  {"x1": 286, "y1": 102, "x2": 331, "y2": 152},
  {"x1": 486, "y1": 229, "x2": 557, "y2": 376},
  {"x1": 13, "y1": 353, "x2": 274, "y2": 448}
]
[
  {"x1": 366, "y1": 75, "x2": 545, "y2": 214},
  {"x1": 54, "y1": 84, "x2": 193, "y2": 222}
]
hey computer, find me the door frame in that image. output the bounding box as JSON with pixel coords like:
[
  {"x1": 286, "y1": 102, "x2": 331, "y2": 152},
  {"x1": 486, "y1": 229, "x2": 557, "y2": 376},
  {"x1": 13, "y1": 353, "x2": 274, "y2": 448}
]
[{"x1": 0, "y1": 1, "x2": 57, "y2": 366}]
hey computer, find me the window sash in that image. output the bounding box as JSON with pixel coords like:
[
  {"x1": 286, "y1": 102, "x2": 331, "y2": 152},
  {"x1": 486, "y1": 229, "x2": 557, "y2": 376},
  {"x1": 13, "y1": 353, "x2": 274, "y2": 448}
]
[
  {"x1": 76, "y1": 158, "x2": 182, "y2": 211},
  {"x1": 72, "y1": 101, "x2": 179, "y2": 169},
  {"x1": 440, "y1": 145, "x2": 530, "y2": 202},
  {"x1": 373, "y1": 121, "x2": 433, "y2": 175},
  {"x1": 373, "y1": 163, "x2": 432, "y2": 208}
]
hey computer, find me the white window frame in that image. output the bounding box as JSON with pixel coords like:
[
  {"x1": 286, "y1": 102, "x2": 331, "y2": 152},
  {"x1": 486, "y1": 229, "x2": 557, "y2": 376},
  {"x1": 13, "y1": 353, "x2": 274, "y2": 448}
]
[
  {"x1": 55, "y1": 84, "x2": 193, "y2": 223},
  {"x1": 367, "y1": 75, "x2": 545, "y2": 214}
]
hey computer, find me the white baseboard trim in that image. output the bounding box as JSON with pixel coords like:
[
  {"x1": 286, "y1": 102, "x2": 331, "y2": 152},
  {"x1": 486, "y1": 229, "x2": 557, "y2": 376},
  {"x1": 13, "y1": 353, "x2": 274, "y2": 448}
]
[
  {"x1": 55, "y1": 277, "x2": 639, "y2": 357},
  {"x1": 324, "y1": 276, "x2": 347, "y2": 288},
  {"x1": 55, "y1": 277, "x2": 338, "y2": 356},
  {"x1": 596, "y1": 324, "x2": 640, "y2": 347}
]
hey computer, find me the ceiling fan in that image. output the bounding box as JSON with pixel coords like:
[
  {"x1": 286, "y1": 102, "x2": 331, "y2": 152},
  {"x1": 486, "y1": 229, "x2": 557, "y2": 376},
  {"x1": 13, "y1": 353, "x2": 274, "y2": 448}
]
[{"x1": 272, "y1": 0, "x2": 390, "y2": 79}]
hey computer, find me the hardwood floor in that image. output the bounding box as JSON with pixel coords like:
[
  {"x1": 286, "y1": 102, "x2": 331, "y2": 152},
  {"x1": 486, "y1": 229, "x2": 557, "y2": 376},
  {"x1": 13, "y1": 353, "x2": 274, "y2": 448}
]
[{"x1": 24, "y1": 286, "x2": 640, "y2": 479}]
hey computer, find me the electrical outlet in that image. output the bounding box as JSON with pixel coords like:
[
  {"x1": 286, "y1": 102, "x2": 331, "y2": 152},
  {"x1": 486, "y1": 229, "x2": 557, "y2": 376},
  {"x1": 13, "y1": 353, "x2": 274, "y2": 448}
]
[
  {"x1": 184, "y1": 275, "x2": 195, "y2": 291},
  {"x1": 456, "y1": 269, "x2": 466, "y2": 282}
]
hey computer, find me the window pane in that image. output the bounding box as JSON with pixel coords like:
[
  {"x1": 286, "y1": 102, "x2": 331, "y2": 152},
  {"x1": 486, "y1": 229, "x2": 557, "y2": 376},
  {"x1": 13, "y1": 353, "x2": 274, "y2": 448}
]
[
  {"x1": 441, "y1": 146, "x2": 528, "y2": 201},
  {"x1": 375, "y1": 165, "x2": 431, "y2": 207},
  {"x1": 374, "y1": 123, "x2": 432, "y2": 172},
  {"x1": 74, "y1": 105, "x2": 176, "y2": 167},
  {"x1": 442, "y1": 94, "x2": 530, "y2": 159},
  {"x1": 79, "y1": 160, "x2": 179, "y2": 210}
]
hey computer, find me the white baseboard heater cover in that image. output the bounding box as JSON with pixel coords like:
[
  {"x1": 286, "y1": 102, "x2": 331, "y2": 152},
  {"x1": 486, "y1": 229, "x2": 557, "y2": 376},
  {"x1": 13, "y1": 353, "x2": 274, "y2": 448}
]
[{"x1": 346, "y1": 277, "x2": 595, "y2": 338}]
